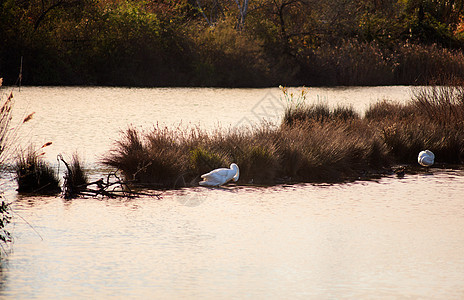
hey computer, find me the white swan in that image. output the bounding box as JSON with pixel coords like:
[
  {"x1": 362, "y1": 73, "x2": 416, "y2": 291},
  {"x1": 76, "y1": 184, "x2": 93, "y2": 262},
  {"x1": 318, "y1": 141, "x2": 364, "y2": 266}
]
[
  {"x1": 418, "y1": 150, "x2": 435, "y2": 167},
  {"x1": 199, "y1": 163, "x2": 239, "y2": 187}
]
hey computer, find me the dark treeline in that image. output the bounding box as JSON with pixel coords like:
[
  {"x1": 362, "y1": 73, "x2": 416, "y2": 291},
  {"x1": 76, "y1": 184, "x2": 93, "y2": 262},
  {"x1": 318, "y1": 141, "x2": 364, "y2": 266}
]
[{"x1": 2, "y1": 0, "x2": 464, "y2": 87}]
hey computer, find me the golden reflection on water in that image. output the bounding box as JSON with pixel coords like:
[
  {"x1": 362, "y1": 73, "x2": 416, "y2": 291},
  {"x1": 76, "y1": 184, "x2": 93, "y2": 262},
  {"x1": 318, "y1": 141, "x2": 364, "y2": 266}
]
[{"x1": 3, "y1": 170, "x2": 464, "y2": 299}]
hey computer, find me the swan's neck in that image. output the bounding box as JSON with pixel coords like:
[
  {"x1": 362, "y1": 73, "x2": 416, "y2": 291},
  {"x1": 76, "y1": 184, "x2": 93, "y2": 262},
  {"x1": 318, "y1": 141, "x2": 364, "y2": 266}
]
[{"x1": 232, "y1": 165, "x2": 239, "y2": 181}]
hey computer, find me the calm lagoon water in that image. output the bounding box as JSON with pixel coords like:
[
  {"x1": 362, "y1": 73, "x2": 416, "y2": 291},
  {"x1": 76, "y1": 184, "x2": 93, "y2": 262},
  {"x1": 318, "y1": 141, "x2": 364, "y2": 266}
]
[{"x1": 1, "y1": 86, "x2": 463, "y2": 299}]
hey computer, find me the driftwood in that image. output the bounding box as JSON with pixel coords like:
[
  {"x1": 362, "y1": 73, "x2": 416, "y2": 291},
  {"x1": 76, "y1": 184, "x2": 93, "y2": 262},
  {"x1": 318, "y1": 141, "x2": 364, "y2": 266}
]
[{"x1": 58, "y1": 155, "x2": 161, "y2": 199}]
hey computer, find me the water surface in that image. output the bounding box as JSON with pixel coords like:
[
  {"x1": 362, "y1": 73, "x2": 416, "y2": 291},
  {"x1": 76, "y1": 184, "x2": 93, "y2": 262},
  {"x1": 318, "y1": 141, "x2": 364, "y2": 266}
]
[
  {"x1": 1, "y1": 86, "x2": 463, "y2": 299},
  {"x1": 4, "y1": 171, "x2": 464, "y2": 299}
]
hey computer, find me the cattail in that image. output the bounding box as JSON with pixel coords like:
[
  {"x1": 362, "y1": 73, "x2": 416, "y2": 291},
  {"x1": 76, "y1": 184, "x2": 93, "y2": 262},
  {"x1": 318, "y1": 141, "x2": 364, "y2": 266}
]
[
  {"x1": 23, "y1": 112, "x2": 35, "y2": 123},
  {"x1": 41, "y1": 142, "x2": 53, "y2": 148}
]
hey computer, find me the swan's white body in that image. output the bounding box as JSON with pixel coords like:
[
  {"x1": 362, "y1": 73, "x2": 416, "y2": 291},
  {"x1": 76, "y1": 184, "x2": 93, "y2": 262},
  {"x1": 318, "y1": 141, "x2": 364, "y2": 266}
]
[
  {"x1": 418, "y1": 150, "x2": 435, "y2": 167},
  {"x1": 199, "y1": 163, "x2": 239, "y2": 187}
]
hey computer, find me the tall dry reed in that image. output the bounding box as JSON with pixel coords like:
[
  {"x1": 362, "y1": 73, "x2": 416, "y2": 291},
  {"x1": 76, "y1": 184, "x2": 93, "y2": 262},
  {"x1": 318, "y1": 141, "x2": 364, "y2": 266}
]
[
  {"x1": 0, "y1": 78, "x2": 12, "y2": 250},
  {"x1": 379, "y1": 84, "x2": 464, "y2": 164},
  {"x1": 0, "y1": 90, "x2": 14, "y2": 166}
]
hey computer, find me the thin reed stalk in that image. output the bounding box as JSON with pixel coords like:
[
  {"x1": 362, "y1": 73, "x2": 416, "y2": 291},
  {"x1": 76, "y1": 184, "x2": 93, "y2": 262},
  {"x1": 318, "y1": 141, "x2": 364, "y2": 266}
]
[
  {"x1": 0, "y1": 91, "x2": 14, "y2": 166},
  {"x1": 412, "y1": 85, "x2": 464, "y2": 126},
  {"x1": 0, "y1": 78, "x2": 13, "y2": 252}
]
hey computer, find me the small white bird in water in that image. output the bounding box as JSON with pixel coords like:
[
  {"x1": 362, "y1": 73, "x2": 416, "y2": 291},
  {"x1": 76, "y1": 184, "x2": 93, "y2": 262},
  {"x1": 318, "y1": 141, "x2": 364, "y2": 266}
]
[
  {"x1": 199, "y1": 163, "x2": 239, "y2": 187},
  {"x1": 418, "y1": 150, "x2": 435, "y2": 167}
]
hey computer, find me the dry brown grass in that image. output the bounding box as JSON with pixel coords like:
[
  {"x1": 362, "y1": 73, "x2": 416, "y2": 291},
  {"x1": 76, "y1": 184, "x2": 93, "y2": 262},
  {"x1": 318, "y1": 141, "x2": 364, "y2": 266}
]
[
  {"x1": 379, "y1": 85, "x2": 464, "y2": 164},
  {"x1": 60, "y1": 153, "x2": 89, "y2": 199},
  {"x1": 284, "y1": 103, "x2": 360, "y2": 126},
  {"x1": 0, "y1": 90, "x2": 14, "y2": 166},
  {"x1": 15, "y1": 146, "x2": 61, "y2": 194},
  {"x1": 103, "y1": 84, "x2": 464, "y2": 188},
  {"x1": 103, "y1": 119, "x2": 390, "y2": 187}
]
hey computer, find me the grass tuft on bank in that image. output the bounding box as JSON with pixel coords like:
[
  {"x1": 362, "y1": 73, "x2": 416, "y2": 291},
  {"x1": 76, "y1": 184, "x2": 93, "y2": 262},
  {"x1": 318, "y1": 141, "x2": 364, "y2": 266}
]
[
  {"x1": 15, "y1": 146, "x2": 61, "y2": 194},
  {"x1": 59, "y1": 153, "x2": 89, "y2": 199}
]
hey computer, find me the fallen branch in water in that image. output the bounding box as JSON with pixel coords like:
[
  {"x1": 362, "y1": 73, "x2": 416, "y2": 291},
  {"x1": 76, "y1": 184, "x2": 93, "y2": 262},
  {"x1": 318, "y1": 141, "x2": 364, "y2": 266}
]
[{"x1": 58, "y1": 154, "x2": 161, "y2": 199}]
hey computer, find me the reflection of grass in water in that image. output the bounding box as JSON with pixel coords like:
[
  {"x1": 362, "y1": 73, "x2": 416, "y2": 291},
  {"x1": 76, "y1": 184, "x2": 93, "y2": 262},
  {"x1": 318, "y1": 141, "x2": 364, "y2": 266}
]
[{"x1": 103, "y1": 84, "x2": 464, "y2": 188}]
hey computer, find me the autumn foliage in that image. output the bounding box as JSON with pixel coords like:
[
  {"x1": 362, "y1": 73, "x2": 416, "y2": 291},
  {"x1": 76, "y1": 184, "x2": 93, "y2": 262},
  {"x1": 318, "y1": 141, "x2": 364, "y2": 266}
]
[{"x1": 1, "y1": 0, "x2": 464, "y2": 86}]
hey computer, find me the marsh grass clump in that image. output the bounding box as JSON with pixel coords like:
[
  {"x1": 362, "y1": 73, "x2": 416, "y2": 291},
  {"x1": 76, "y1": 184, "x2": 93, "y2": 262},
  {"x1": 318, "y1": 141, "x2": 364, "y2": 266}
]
[
  {"x1": 231, "y1": 141, "x2": 279, "y2": 184},
  {"x1": 412, "y1": 85, "x2": 464, "y2": 125},
  {"x1": 60, "y1": 154, "x2": 89, "y2": 199},
  {"x1": 283, "y1": 104, "x2": 330, "y2": 125},
  {"x1": 3, "y1": 81, "x2": 57, "y2": 196},
  {"x1": 189, "y1": 147, "x2": 225, "y2": 176},
  {"x1": 15, "y1": 147, "x2": 61, "y2": 194},
  {"x1": 103, "y1": 126, "x2": 282, "y2": 187},
  {"x1": 103, "y1": 120, "x2": 390, "y2": 187},
  {"x1": 364, "y1": 100, "x2": 415, "y2": 121},
  {"x1": 382, "y1": 121, "x2": 464, "y2": 164},
  {"x1": 242, "y1": 145, "x2": 278, "y2": 183},
  {"x1": 283, "y1": 103, "x2": 359, "y2": 126},
  {"x1": 104, "y1": 83, "x2": 464, "y2": 188},
  {"x1": 69, "y1": 154, "x2": 88, "y2": 188},
  {"x1": 103, "y1": 127, "x2": 184, "y2": 187},
  {"x1": 333, "y1": 105, "x2": 360, "y2": 122},
  {"x1": 378, "y1": 84, "x2": 464, "y2": 164},
  {"x1": 277, "y1": 121, "x2": 390, "y2": 182}
]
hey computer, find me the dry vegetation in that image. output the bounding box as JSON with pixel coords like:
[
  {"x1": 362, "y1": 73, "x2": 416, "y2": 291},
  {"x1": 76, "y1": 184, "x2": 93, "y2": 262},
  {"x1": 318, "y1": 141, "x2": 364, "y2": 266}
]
[
  {"x1": 0, "y1": 79, "x2": 12, "y2": 249},
  {"x1": 103, "y1": 84, "x2": 464, "y2": 188},
  {"x1": 14, "y1": 145, "x2": 61, "y2": 194}
]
